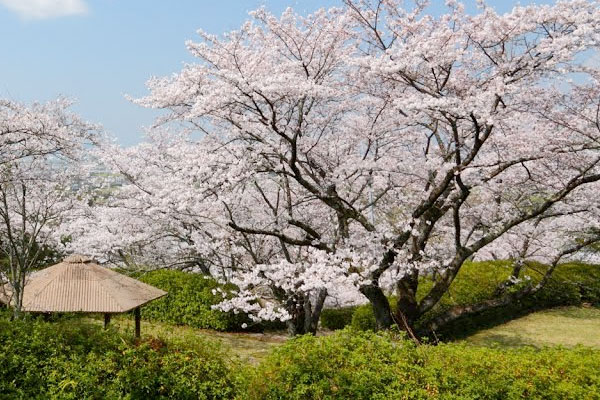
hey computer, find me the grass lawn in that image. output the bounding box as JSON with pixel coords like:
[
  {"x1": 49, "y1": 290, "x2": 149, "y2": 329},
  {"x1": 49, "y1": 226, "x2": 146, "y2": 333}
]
[{"x1": 463, "y1": 306, "x2": 600, "y2": 348}]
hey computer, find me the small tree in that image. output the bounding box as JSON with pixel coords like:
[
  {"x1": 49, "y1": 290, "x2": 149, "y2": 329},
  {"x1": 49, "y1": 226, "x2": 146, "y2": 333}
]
[{"x1": 0, "y1": 99, "x2": 97, "y2": 318}]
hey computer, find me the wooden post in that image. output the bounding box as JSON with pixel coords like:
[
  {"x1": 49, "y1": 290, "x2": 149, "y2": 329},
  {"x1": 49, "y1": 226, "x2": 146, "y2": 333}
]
[
  {"x1": 104, "y1": 313, "x2": 111, "y2": 329},
  {"x1": 134, "y1": 307, "x2": 141, "y2": 338}
]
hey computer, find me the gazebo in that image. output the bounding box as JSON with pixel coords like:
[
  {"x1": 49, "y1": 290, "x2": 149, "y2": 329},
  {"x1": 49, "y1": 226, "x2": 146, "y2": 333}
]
[{"x1": 1, "y1": 254, "x2": 166, "y2": 337}]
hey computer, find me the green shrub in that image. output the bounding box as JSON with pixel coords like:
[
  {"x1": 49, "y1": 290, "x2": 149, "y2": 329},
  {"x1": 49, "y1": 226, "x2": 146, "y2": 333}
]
[
  {"x1": 554, "y1": 261, "x2": 600, "y2": 305},
  {"x1": 239, "y1": 328, "x2": 600, "y2": 399},
  {"x1": 47, "y1": 336, "x2": 236, "y2": 399},
  {"x1": 138, "y1": 269, "x2": 249, "y2": 331},
  {"x1": 238, "y1": 329, "x2": 422, "y2": 400},
  {"x1": 0, "y1": 313, "x2": 121, "y2": 399},
  {"x1": 320, "y1": 306, "x2": 356, "y2": 330},
  {"x1": 351, "y1": 297, "x2": 398, "y2": 332},
  {"x1": 424, "y1": 342, "x2": 600, "y2": 399},
  {"x1": 0, "y1": 314, "x2": 236, "y2": 399},
  {"x1": 137, "y1": 270, "x2": 286, "y2": 332},
  {"x1": 3, "y1": 313, "x2": 600, "y2": 399},
  {"x1": 351, "y1": 304, "x2": 377, "y2": 331}
]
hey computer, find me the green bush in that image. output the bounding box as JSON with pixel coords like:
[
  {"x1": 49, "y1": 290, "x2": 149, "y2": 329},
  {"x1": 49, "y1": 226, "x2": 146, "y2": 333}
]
[
  {"x1": 0, "y1": 314, "x2": 236, "y2": 399},
  {"x1": 47, "y1": 336, "x2": 236, "y2": 399},
  {"x1": 320, "y1": 306, "x2": 356, "y2": 330},
  {"x1": 137, "y1": 270, "x2": 286, "y2": 332},
  {"x1": 351, "y1": 297, "x2": 398, "y2": 332},
  {"x1": 423, "y1": 342, "x2": 600, "y2": 399},
  {"x1": 238, "y1": 329, "x2": 421, "y2": 400},
  {"x1": 351, "y1": 304, "x2": 377, "y2": 331},
  {"x1": 3, "y1": 313, "x2": 600, "y2": 399},
  {"x1": 553, "y1": 261, "x2": 600, "y2": 305},
  {"x1": 0, "y1": 313, "x2": 119, "y2": 399},
  {"x1": 138, "y1": 269, "x2": 249, "y2": 331},
  {"x1": 239, "y1": 329, "x2": 600, "y2": 399}
]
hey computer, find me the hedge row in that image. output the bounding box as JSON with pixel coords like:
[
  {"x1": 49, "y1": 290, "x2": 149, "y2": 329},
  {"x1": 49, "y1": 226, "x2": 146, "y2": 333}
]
[
  {"x1": 137, "y1": 270, "x2": 286, "y2": 332},
  {"x1": 320, "y1": 307, "x2": 355, "y2": 330},
  {"x1": 0, "y1": 314, "x2": 236, "y2": 399},
  {"x1": 137, "y1": 269, "x2": 248, "y2": 331},
  {"x1": 241, "y1": 329, "x2": 600, "y2": 399},
  {"x1": 321, "y1": 261, "x2": 600, "y2": 336},
  {"x1": 3, "y1": 317, "x2": 599, "y2": 399}
]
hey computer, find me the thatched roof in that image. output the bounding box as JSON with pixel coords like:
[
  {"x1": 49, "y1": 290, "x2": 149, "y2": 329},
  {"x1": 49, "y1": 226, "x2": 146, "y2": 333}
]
[{"x1": 2, "y1": 255, "x2": 166, "y2": 313}]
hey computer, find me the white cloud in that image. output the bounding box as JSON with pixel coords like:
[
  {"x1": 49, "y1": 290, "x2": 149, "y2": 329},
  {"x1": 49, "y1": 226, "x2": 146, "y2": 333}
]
[{"x1": 0, "y1": 0, "x2": 88, "y2": 20}]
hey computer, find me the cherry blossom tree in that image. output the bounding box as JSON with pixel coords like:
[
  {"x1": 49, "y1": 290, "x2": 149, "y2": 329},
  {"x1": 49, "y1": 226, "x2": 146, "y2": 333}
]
[
  {"x1": 0, "y1": 99, "x2": 98, "y2": 318},
  {"x1": 340, "y1": 0, "x2": 600, "y2": 331},
  {"x1": 125, "y1": 5, "x2": 382, "y2": 334},
  {"x1": 64, "y1": 130, "x2": 236, "y2": 272},
  {"x1": 85, "y1": 0, "x2": 600, "y2": 335},
  {"x1": 66, "y1": 130, "x2": 365, "y2": 334}
]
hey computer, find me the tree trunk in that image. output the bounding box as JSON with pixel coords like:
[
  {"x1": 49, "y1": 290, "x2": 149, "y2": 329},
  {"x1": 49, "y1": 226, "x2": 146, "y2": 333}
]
[
  {"x1": 395, "y1": 274, "x2": 420, "y2": 338},
  {"x1": 286, "y1": 289, "x2": 328, "y2": 336},
  {"x1": 286, "y1": 295, "x2": 306, "y2": 336},
  {"x1": 134, "y1": 307, "x2": 141, "y2": 338},
  {"x1": 11, "y1": 283, "x2": 23, "y2": 320},
  {"x1": 286, "y1": 320, "x2": 299, "y2": 336},
  {"x1": 304, "y1": 288, "x2": 327, "y2": 335},
  {"x1": 494, "y1": 259, "x2": 525, "y2": 295},
  {"x1": 425, "y1": 284, "x2": 537, "y2": 334},
  {"x1": 360, "y1": 284, "x2": 393, "y2": 330}
]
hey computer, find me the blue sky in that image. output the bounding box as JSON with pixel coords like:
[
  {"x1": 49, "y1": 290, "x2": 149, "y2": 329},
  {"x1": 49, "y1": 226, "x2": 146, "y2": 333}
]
[{"x1": 0, "y1": 0, "x2": 555, "y2": 146}]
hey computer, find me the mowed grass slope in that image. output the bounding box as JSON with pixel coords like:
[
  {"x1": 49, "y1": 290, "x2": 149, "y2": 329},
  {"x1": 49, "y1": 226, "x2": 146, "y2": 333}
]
[{"x1": 464, "y1": 306, "x2": 600, "y2": 348}]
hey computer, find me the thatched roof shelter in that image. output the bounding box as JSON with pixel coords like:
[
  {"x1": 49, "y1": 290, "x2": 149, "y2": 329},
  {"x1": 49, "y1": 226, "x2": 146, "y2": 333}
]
[{"x1": 1, "y1": 255, "x2": 167, "y2": 337}]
